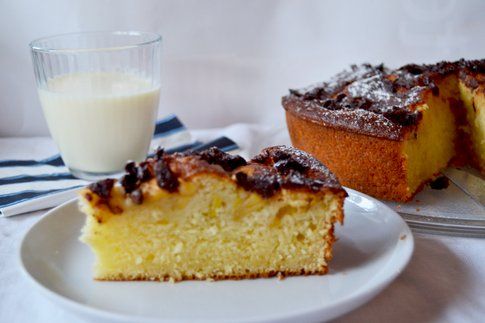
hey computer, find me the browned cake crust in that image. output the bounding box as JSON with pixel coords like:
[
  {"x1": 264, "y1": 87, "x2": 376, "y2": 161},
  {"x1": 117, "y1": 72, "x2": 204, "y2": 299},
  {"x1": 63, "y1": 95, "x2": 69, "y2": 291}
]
[
  {"x1": 96, "y1": 267, "x2": 331, "y2": 282},
  {"x1": 282, "y1": 59, "x2": 485, "y2": 201},
  {"x1": 86, "y1": 145, "x2": 347, "y2": 212},
  {"x1": 286, "y1": 112, "x2": 411, "y2": 201}
]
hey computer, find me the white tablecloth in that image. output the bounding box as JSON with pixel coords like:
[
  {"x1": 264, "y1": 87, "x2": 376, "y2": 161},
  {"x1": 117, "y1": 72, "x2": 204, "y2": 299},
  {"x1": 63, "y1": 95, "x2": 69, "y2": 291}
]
[{"x1": 1, "y1": 124, "x2": 484, "y2": 323}]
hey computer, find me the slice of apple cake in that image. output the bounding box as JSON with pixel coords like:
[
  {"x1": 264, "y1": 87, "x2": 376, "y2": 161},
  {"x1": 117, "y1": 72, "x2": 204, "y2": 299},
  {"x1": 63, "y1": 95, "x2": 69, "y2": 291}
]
[{"x1": 79, "y1": 146, "x2": 347, "y2": 282}]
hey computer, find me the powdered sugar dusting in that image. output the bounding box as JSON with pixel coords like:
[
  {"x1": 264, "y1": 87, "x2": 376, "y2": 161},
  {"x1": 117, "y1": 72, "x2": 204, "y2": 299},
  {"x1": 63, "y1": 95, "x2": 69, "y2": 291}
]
[
  {"x1": 347, "y1": 74, "x2": 393, "y2": 102},
  {"x1": 282, "y1": 62, "x2": 441, "y2": 139},
  {"x1": 283, "y1": 59, "x2": 485, "y2": 140}
]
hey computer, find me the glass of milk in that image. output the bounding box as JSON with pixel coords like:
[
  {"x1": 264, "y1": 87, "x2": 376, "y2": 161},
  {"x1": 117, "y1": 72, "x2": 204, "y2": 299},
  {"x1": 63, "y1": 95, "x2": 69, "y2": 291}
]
[{"x1": 30, "y1": 31, "x2": 161, "y2": 180}]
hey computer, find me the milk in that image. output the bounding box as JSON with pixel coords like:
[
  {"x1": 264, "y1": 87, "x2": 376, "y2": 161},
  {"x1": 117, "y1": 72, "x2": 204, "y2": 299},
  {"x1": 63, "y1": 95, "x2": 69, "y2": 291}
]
[{"x1": 39, "y1": 72, "x2": 160, "y2": 174}]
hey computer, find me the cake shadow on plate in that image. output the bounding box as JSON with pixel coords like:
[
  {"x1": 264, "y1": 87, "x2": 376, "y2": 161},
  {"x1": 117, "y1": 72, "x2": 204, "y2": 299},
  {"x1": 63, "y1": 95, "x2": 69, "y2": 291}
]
[{"x1": 329, "y1": 237, "x2": 374, "y2": 273}]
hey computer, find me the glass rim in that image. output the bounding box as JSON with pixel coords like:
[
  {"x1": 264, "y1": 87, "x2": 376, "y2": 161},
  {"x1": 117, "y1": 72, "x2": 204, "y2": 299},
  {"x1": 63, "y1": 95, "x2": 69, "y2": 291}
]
[{"x1": 29, "y1": 31, "x2": 162, "y2": 54}]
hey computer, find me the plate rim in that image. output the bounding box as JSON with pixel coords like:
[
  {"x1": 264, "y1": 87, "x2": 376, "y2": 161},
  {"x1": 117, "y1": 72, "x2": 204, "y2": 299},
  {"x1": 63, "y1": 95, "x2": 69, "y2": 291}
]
[{"x1": 19, "y1": 188, "x2": 414, "y2": 323}]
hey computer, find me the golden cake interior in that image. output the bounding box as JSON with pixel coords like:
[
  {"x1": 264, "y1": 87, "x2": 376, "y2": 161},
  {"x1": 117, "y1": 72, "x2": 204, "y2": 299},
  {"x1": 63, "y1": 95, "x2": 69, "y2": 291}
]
[
  {"x1": 403, "y1": 75, "x2": 484, "y2": 195},
  {"x1": 402, "y1": 76, "x2": 457, "y2": 194}
]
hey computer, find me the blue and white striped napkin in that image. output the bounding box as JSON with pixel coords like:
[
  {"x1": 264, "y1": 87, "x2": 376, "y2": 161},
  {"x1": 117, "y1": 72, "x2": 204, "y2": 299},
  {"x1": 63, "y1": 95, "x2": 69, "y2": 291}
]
[{"x1": 0, "y1": 115, "x2": 238, "y2": 217}]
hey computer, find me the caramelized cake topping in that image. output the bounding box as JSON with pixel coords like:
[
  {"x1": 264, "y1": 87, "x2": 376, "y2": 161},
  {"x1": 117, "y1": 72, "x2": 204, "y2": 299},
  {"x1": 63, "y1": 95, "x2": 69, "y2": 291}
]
[
  {"x1": 198, "y1": 147, "x2": 247, "y2": 171},
  {"x1": 87, "y1": 179, "x2": 115, "y2": 201},
  {"x1": 153, "y1": 151, "x2": 180, "y2": 193},
  {"x1": 283, "y1": 59, "x2": 485, "y2": 140},
  {"x1": 251, "y1": 146, "x2": 342, "y2": 191},
  {"x1": 86, "y1": 146, "x2": 346, "y2": 207}
]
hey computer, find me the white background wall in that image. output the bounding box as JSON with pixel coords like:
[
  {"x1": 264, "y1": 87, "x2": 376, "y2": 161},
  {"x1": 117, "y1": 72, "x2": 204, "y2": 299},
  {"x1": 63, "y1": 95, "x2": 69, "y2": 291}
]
[{"x1": 0, "y1": 0, "x2": 484, "y2": 136}]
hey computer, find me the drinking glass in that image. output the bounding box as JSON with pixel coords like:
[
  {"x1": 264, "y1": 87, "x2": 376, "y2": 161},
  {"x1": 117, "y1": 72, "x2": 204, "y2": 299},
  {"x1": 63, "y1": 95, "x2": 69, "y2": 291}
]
[{"x1": 30, "y1": 31, "x2": 161, "y2": 180}]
